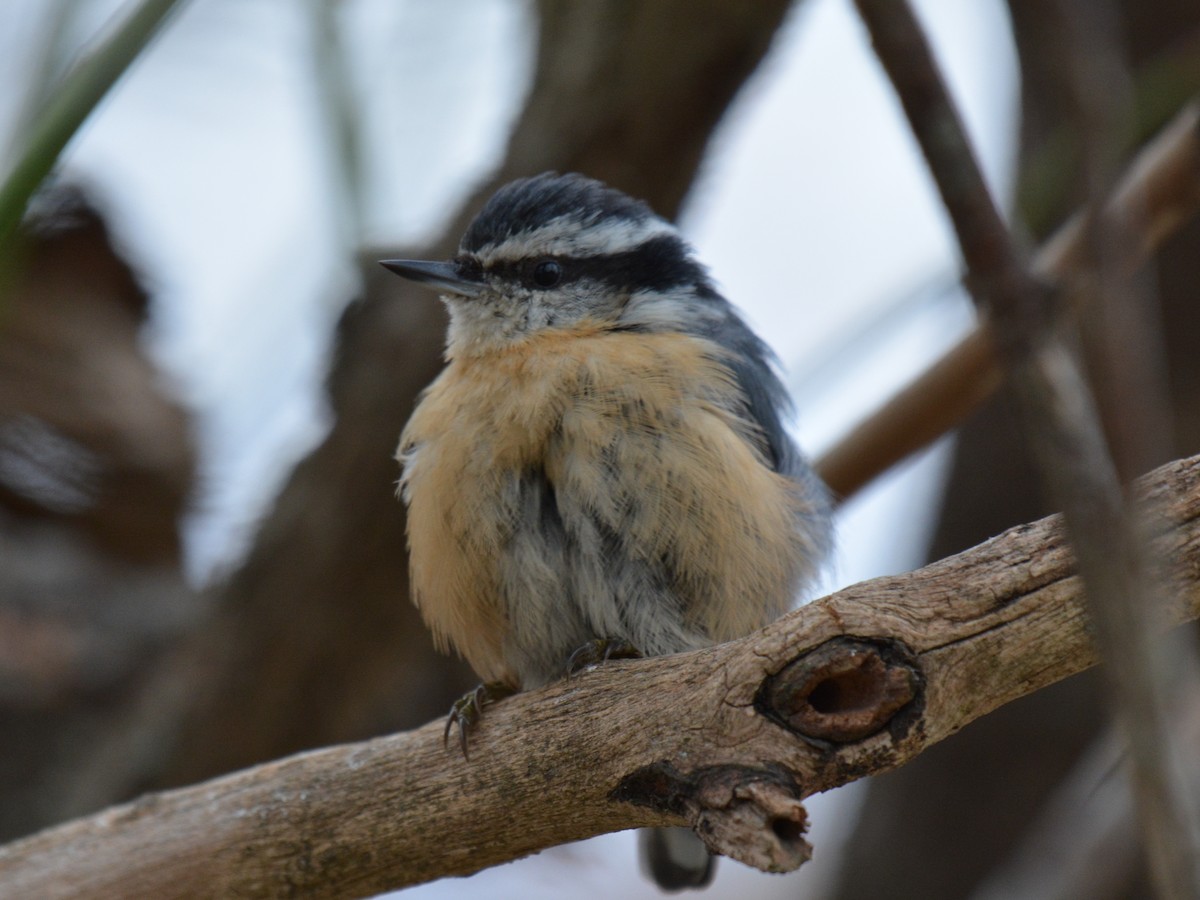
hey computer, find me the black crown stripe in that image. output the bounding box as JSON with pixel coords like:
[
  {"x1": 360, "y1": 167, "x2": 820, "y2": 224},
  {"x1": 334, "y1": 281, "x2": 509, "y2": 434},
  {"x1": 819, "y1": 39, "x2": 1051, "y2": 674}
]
[{"x1": 461, "y1": 172, "x2": 658, "y2": 255}]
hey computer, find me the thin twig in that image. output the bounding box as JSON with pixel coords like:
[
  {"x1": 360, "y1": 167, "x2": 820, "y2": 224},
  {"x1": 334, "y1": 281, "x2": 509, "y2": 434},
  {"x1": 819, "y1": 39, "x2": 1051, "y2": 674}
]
[
  {"x1": 851, "y1": 0, "x2": 1200, "y2": 894},
  {"x1": 1055, "y1": 0, "x2": 1175, "y2": 480},
  {"x1": 0, "y1": 0, "x2": 185, "y2": 256},
  {"x1": 308, "y1": 0, "x2": 368, "y2": 251}
]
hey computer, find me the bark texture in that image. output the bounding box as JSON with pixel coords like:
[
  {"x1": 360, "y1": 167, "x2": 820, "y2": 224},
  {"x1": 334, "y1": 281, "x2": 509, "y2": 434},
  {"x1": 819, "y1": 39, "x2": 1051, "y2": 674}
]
[{"x1": 3, "y1": 451, "x2": 1199, "y2": 899}]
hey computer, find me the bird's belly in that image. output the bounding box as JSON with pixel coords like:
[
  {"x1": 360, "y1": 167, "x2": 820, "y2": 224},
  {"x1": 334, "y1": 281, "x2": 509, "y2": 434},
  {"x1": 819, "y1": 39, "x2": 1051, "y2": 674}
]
[
  {"x1": 494, "y1": 458, "x2": 712, "y2": 687},
  {"x1": 402, "y1": 330, "x2": 815, "y2": 688}
]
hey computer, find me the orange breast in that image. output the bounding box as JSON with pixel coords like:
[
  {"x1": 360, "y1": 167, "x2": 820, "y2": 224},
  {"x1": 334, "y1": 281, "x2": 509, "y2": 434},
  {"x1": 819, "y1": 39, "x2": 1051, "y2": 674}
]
[{"x1": 398, "y1": 325, "x2": 820, "y2": 685}]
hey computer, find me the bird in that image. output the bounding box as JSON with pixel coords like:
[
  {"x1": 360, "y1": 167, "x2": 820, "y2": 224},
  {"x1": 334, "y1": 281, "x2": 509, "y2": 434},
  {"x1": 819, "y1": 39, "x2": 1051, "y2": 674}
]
[{"x1": 382, "y1": 171, "x2": 832, "y2": 891}]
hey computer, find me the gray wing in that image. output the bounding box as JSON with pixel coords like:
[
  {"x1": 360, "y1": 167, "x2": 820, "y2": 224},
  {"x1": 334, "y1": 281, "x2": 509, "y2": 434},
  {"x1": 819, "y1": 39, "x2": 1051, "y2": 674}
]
[
  {"x1": 701, "y1": 305, "x2": 835, "y2": 558},
  {"x1": 702, "y1": 307, "x2": 804, "y2": 476}
]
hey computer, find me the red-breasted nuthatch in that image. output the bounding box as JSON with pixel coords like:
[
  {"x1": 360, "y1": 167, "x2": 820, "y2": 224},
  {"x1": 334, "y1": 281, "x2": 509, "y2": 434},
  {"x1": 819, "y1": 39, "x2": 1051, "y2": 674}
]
[{"x1": 382, "y1": 172, "x2": 832, "y2": 891}]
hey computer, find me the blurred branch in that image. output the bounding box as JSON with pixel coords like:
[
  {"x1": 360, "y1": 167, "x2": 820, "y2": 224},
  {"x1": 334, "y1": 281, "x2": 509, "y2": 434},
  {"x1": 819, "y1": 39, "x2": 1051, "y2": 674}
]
[
  {"x1": 852, "y1": 0, "x2": 1200, "y2": 894},
  {"x1": 3, "y1": 451, "x2": 1200, "y2": 898},
  {"x1": 308, "y1": 0, "x2": 367, "y2": 250},
  {"x1": 1018, "y1": 26, "x2": 1200, "y2": 236},
  {"x1": 971, "y1": 685, "x2": 1200, "y2": 900},
  {"x1": 0, "y1": 185, "x2": 199, "y2": 840},
  {"x1": 815, "y1": 99, "x2": 1200, "y2": 502},
  {"x1": 969, "y1": 728, "x2": 1134, "y2": 900},
  {"x1": 0, "y1": 0, "x2": 185, "y2": 254},
  {"x1": 4, "y1": 0, "x2": 76, "y2": 155},
  {"x1": 1057, "y1": 0, "x2": 1174, "y2": 482}
]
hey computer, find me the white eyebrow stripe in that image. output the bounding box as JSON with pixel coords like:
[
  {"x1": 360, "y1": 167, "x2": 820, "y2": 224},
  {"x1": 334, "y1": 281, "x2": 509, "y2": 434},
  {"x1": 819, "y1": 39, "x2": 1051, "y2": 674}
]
[{"x1": 478, "y1": 214, "x2": 677, "y2": 263}]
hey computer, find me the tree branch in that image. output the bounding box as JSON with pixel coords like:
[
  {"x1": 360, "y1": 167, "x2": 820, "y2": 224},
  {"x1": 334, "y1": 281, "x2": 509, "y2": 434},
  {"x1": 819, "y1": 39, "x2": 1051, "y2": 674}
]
[{"x1": 3, "y1": 452, "x2": 1200, "y2": 899}]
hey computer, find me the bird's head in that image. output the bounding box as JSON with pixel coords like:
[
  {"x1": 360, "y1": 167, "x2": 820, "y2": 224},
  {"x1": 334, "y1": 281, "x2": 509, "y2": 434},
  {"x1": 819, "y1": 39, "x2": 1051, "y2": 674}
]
[{"x1": 382, "y1": 172, "x2": 725, "y2": 356}]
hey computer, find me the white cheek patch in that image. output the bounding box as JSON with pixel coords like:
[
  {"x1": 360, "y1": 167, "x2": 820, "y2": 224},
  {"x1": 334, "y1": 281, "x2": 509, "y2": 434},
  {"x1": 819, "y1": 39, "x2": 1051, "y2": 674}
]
[
  {"x1": 444, "y1": 290, "x2": 533, "y2": 356},
  {"x1": 479, "y1": 214, "x2": 677, "y2": 263}
]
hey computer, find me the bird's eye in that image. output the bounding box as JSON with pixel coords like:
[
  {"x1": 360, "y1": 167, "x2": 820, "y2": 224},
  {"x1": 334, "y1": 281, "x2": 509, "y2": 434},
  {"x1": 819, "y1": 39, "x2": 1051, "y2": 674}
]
[{"x1": 530, "y1": 259, "x2": 562, "y2": 288}]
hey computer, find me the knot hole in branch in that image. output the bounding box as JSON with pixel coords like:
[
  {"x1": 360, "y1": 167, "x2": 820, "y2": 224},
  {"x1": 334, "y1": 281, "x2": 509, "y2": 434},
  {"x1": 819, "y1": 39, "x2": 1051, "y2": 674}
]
[{"x1": 757, "y1": 637, "x2": 922, "y2": 743}]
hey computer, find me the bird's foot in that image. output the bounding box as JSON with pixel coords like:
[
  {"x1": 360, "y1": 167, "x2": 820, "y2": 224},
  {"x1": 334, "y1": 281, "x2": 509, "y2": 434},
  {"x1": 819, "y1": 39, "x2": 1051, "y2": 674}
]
[
  {"x1": 566, "y1": 637, "x2": 642, "y2": 676},
  {"x1": 445, "y1": 681, "x2": 516, "y2": 759}
]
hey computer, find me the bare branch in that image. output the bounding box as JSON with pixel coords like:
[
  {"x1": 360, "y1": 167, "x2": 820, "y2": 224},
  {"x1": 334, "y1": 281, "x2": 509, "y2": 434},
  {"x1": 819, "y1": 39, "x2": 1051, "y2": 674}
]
[
  {"x1": 2, "y1": 453, "x2": 1200, "y2": 900},
  {"x1": 852, "y1": 0, "x2": 1200, "y2": 892}
]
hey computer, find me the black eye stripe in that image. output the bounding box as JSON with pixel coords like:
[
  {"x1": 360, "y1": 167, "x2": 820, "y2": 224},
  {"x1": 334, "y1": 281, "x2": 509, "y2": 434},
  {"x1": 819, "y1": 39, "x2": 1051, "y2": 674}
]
[
  {"x1": 467, "y1": 236, "x2": 705, "y2": 293},
  {"x1": 573, "y1": 237, "x2": 705, "y2": 291},
  {"x1": 455, "y1": 257, "x2": 484, "y2": 282}
]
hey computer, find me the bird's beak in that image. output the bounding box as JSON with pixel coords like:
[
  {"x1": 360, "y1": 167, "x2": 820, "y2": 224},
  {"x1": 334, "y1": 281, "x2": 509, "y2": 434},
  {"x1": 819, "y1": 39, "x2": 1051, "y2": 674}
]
[{"x1": 379, "y1": 259, "x2": 485, "y2": 297}]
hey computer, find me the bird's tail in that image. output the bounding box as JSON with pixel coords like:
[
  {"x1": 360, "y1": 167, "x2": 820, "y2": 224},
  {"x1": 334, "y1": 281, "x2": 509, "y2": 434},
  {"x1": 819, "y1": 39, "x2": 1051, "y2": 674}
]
[{"x1": 639, "y1": 827, "x2": 715, "y2": 891}]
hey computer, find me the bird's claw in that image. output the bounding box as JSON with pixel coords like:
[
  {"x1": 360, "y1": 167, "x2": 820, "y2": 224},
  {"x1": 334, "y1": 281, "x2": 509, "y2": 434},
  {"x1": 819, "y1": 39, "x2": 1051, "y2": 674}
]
[{"x1": 445, "y1": 681, "x2": 515, "y2": 759}]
